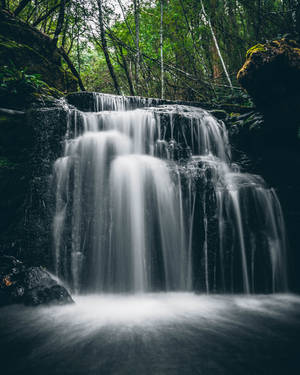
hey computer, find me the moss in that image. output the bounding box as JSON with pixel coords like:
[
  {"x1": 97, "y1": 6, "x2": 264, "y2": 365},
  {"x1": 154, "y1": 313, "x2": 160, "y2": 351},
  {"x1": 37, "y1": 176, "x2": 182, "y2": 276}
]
[
  {"x1": 246, "y1": 44, "x2": 267, "y2": 59},
  {"x1": 0, "y1": 115, "x2": 9, "y2": 122},
  {"x1": 0, "y1": 36, "x2": 76, "y2": 96},
  {"x1": 0, "y1": 10, "x2": 78, "y2": 93},
  {"x1": 237, "y1": 38, "x2": 300, "y2": 108},
  {"x1": 0, "y1": 157, "x2": 16, "y2": 169},
  {"x1": 294, "y1": 48, "x2": 300, "y2": 56}
]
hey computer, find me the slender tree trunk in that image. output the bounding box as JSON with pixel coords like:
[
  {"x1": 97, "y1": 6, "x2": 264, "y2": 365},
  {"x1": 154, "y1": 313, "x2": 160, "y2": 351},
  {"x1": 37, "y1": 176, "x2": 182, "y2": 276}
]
[
  {"x1": 296, "y1": 1, "x2": 300, "y2": 34},
  {"x1": 25, "y1": 5, "x2": 35, "y2": 23},
  {"x1": 160, "y1": 0, "x2": 164, "y2": 99},
  {"x1": 67, "y1": 33, "x2": 75, "y2": 55},
  {"x1": 120, "y1": 47, "x2": 135, "y2": 96},
  {"x1": 178, "y1": 0, "x2": 209, "y2": 77},
  {"x1": 14, "y1": 0, "x2": 31, "y2": 16},
  {"x1": 117, "y1": 0, "x2": 135, "y2": 41},
  {"x1": 255, "y1": 0, "x2": 262, "y2": 40},
  {"x1": 47, "y1": 14, "x2": 55, "y2": 34},
  {"x1": 76, "y1": 32, "x2": 81, "y2": 73},
  {"x1": 292, "y1": 0, "x2": 300, "y2": 33},
  {"x1": 111, "y1": 38, "x2": 135, "y2": 96},
  {"x1": 133, "y1": 0, "x2": 140, "y2": 93},
  {"x1": 61, "y1": 8, "x2": 69, "y2": 47},
  {"x1": 53, "y1": 0, "x2": 66, "y2": 47},
  {"x1": 1, "y1": 0, "x2": 6, "y2": 9},
  {"x1": 59, "y1": 47, "x2": 85, "y2": 91},
  {"x1": 97, "y1": 0, "x2": 121, "y2": 95},
  {"x1": 200, "y1": 0, "x2": 233, "y2": 89},
  {"x1": 32, "y1": 2, "x2": 63, "y2": 28}
]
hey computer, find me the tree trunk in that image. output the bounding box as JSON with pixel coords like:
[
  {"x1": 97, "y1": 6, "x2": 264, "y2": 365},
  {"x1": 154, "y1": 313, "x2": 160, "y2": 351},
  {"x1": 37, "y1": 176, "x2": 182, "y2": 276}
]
[
  {"x1": 14, "y1": 0, "x2": 31, "y2": 16},
  {"x1": 32, "y1": 2, "x2": 63, "y2": 28},
  {"x1": 178, "y1": 0, "x2": 209, "y2": 78},
  {"x1": 61, "y1": 7, "x2": 70, "y2": 47},
  {"x1": 160, "y1": 0, "x2": 164, "y2": 99},
  {"x1": 200, "y1": 0, "x2": 233, "y2": 89},
  {"x1": 53, "y1": 0, "x2": 66, "y2": 47},
  {"x1": 1, "y1": 0, "x2": 6, "y2": 9},
  {"x1": 59, "y1": 47, "x2": 86, "y2": 91},
  {"x1": 293, "y1": 0, "x2": 300, "y2": 33},
  {"x1": 133, "y1": 0, "x2": 140, "y2": 93},
  {"x1": 97, "y1": 0, "x2": 121, "y2": 95},
  {"x1": 117, "y1": 0, "x2": 135, "y2": 41},
  {"x1": 120, "y1": 47, "x2": 135, "y2": 96}
]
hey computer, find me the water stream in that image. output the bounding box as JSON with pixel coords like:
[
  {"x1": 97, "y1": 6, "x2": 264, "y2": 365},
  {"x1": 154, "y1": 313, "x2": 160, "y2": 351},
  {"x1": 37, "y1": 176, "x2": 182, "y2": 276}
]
[
  {"x1": 53, "y1": 94, "x2": 287, "y2": 294},
  {"x1": 1, "y1": 93, "x2": 298, "y2": 375}
]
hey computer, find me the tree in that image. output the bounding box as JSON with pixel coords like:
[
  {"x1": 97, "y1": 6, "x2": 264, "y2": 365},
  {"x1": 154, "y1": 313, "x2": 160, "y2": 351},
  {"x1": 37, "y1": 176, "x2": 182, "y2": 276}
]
[
  {"x1": 97, "y1": 0, "x2": 121, "y2": 95},
  {"x1": 7, "y1": 0, "x2": 296, "y2": 100},
  {"x1": 133, "y1": 0, "x2": 140, "y2": 93},
  {"x1": 160, "y1": 0, "x2": 164, "y2": 99},
  {"x1": 200, "y1": 0, "x2": 233, "y2": 89},
  {"x1": 14, "y1": 0, "x2": 31, "y2": 16},
  {"x1": 53, "y1": 0, "x2": 66, "y2": 47}
]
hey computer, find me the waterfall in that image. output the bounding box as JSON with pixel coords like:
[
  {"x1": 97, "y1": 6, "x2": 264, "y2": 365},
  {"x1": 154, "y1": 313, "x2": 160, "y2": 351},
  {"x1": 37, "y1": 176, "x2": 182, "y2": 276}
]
[{"x1": 53, "y1": 94, "x2": 287, "y2": 294}]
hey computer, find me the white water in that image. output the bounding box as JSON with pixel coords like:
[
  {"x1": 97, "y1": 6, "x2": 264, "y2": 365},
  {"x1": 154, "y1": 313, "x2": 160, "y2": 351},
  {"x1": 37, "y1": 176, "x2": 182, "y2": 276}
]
[
  {"x1": 1, "y1": 293, "x2": 300, "y2": 375},
  {"x1": 53, "y1": 94, "x2": 288, "y2": 294}
]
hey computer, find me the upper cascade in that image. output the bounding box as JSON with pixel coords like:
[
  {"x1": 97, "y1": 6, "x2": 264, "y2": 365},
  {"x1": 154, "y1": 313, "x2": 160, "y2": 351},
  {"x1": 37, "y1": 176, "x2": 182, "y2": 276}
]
[{"x1": 53, "y1": 93, "x2": 288, "y2": 294}]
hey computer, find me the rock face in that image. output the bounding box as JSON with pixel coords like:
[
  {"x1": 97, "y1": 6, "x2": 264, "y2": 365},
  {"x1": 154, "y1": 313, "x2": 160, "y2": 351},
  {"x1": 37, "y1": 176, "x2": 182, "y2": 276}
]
[
  {"x1": 0, "y1": 9, "x2": 77, "y2": 94},
  {"x1": 237, "y1": 38, "x2": 300, "y2": 108},
  {"x1": 0, "y1": 256, "x2": 73, "y2": 306},
  {"x1": 235, "y1": 38, "x2": 300, "y2": 292},
  {"x1": 226, "y1": 109, "x2": 300, "y2": 293},
  {"x1": 0, "y1": 100, "x2": 69, "y2": 272}
]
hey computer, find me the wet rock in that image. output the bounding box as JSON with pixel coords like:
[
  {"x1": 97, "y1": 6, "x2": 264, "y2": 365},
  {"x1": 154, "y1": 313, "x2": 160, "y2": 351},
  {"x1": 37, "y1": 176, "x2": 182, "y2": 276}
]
[
  {"x1": 0, "y1": 255, "x2": 24, "y2": 278},
  {"x1": 23, "y1": 267, "x2": 57, "y2": 290},
  {"x1": 24, "y1": 285, "x2": 74, "y2": 306},
  {"x1": 0, "y1": 101, "x2": 69, "y2": 265},
  {"x1": 237, "y1": 38, "x2": 300, "y2": 108},
  {"x1": 209, "y1": 109, "x2": 228, "y2": 121},
  {"x1": 0, "y1": 256, "x2": 73, "y2": 307}
]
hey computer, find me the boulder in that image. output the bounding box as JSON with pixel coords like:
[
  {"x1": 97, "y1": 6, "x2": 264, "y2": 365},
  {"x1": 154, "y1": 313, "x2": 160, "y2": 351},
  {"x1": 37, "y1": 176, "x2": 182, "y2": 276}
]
[
  {"x1": 0, "y1": 256, "x2": 73, "y2": 307},
  {"x1": 237, "y1": 38, "x2": 300, "y2": 108},
  {"x1": 0, "y1": 9, "x2": 78, "y2": 94},
  {"x1": 23, "y1": 285, "x2": 74, "y2": 306}
]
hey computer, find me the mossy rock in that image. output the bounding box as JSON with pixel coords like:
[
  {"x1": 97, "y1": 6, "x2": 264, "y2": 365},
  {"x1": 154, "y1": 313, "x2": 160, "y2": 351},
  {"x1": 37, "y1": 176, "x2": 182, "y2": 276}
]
[
  {"x1": 245, "y1": 44, "x2": 267, "y2": 59},
  {"x1": 0, "y1": 10, "x2": 78, "y2": 95},
  {"x1": 0, "y1": 11, "x2": 60, "y2": 64},
  {"x1": 237, "y1": 38, "x2": 300, "y2": 108},
  {"x1": 0, "y1": 36, "x2": 76, "y2": 94}
]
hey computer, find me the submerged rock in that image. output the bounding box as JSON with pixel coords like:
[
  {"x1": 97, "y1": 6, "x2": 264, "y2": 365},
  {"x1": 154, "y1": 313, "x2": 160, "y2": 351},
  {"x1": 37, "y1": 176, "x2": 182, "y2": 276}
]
[
  {"x1": 237, "y1": 38, "x2": 300, "y2": 108},
  {"x1": 0, "y1": 256, "x2": 73, "y2": 307}
]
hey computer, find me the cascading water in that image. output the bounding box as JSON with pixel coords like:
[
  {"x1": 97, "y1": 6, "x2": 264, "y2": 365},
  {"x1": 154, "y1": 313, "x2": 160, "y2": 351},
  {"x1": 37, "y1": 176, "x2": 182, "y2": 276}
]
[{"x1": 53, "y1": 93, "x2": 287, "y2": 294}]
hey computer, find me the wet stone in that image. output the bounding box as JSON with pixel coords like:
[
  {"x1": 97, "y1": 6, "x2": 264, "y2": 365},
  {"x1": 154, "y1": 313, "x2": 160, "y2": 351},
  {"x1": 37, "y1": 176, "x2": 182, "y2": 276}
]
[{"x1": 0, "y1": 256, "x2": 73, "y2": 307}]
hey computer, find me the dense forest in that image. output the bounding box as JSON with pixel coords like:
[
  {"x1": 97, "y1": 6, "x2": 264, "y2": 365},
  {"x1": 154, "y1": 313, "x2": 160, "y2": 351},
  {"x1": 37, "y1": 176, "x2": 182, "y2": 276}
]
[{"x1": 1, "y1": 0, "x2": 300, "y2": 102}]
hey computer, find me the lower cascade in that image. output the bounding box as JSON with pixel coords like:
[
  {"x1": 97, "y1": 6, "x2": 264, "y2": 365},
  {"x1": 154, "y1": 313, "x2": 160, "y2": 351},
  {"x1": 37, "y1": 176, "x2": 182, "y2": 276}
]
[{"x1": 53, "y1": 94, "x2": 287, "y2": 294}]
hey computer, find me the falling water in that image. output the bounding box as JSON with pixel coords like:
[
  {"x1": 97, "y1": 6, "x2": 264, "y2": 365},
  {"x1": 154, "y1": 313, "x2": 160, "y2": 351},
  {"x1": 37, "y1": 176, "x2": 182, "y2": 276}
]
[{"x1": 53, "y1": 94, "x2": 288, "y2": 294}]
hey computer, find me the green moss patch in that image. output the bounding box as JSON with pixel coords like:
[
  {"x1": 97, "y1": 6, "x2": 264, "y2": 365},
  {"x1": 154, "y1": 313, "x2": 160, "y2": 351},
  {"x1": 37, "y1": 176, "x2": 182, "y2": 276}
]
[
  {"x1": 246, "y1": 44, "x2": 267, "y2": 59},
  {"x1": 0, "y1": 157, "x2": 17, "y2": 169}
]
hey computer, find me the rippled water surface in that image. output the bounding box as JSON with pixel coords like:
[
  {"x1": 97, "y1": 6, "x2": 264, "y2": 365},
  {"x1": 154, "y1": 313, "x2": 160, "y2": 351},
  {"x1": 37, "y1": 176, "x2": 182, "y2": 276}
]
[{"x1": 1, "y1": 293, "x2": 300, "y2": 375}]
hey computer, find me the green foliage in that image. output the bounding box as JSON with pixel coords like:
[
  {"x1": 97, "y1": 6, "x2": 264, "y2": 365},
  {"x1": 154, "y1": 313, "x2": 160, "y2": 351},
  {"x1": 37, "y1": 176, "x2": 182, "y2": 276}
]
[
  {"x1": 0, "y1": 157, "x2": 16, "y2": 169},
  {"x1": 5, "y1": 0, "x2": 299, "y2": 102},
  {"x1": 0, "y1": 63, "x2": 47, "y2": 95}
]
